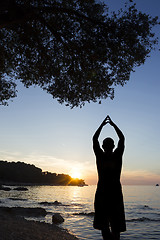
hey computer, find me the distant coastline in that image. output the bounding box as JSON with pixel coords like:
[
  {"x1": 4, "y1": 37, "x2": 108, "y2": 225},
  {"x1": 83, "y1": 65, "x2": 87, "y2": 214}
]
[
  {"x1": 0, "y1": 181, "x2": 88, "y2": 186},
  {"x1": 0, "y1": 160, "x2": 87, "y2": 187}
]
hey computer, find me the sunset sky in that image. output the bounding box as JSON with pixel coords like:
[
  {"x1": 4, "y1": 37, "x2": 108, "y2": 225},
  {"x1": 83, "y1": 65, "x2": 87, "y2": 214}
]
[{"x1": 0, "y1": 0, "x2": 160, "y2": 185}]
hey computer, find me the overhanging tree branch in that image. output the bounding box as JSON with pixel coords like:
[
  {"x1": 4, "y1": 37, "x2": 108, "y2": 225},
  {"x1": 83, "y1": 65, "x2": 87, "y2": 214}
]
[{"x1": 0, "y1": 0, "x2": 159, "y2": 107}]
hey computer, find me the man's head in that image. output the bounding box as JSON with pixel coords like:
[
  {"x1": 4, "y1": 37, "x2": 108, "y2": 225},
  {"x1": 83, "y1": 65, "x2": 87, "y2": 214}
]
[{"x1": 102, "y1": 137, "x2": 115, "y2": 152}]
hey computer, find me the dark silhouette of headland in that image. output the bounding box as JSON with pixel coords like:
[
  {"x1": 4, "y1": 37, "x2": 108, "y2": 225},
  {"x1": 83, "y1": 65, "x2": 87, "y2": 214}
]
[{"x1": 0, "y1": 160, "x2": 86, "y2": 186}]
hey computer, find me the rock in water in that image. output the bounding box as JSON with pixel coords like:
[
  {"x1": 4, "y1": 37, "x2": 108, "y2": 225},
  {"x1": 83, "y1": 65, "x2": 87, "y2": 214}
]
[
  {"x1": 52, "y1": 213, "x2": 64, "y2": 224},
  {"x1": 13, "y1": 187, "x2": 28, "y2": 191},
  {"x1": 0, "y1": 207, "x2": 47, "y2": 217},
  {"x1": 0, "y1": 185, "x2": 11, "y2": 191},
  {"x1": 39, "y1": 200, "x2": 62, "y2": 206}
]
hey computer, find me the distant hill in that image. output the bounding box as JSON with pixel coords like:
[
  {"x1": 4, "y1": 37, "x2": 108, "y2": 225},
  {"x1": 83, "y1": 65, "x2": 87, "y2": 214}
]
[{"x1": 0, "y1": 160, "x2": 86, "y2": 186}]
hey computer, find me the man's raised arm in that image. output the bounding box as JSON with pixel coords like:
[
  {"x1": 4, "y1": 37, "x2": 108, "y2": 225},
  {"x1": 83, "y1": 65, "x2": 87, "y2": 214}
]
[
  {"x1": 93, "y1": 117, "x2": 108, "y2": 143},
  {"x1": 107, "y1": 116, "x2": 124, "y2": 141}
]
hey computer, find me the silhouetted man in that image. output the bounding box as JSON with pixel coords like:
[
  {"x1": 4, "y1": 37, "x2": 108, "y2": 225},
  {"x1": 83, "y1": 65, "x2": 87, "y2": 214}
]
[{"x1": 93, "y1": 116, "x2": 126, "y2": 240}]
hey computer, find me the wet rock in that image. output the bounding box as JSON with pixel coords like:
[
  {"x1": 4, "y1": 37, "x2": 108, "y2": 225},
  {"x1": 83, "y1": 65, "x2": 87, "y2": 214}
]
[
  {"x1": 13, "y1": 187, "x2": 28, "y2": 191},
  {"x1": 39, "y1": 201, "x2": 62, "y2": 206},
  {"x1": 52, "y1": 213, "x2": 64, "y2": 224},
  {"x1": 0, "y1": 207, "x2": 47, "y2": 217},
  {"x1": 53, "y1": 201, "x2": 62, "y2": 206},
  {"x1": 0, "y1": 185, "x2": 11, "y2": 191}
]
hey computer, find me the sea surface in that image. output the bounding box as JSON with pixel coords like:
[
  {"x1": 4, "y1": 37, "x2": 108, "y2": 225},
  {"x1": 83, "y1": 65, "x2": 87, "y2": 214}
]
[{"x1": 0, "y1": 185, "x2": 160, "y2": 239}]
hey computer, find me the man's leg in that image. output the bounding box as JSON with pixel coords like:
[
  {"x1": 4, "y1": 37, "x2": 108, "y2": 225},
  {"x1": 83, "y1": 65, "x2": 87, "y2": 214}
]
[
  {"x1": 111, "y1": 232, "x2": 120, "y2": 240},
  {"x1": 109, "y1": 215, "x2": 120, "y2": 240},
  {"x1": 101, "y1": 228, "x2": 113, "y2": 240}
]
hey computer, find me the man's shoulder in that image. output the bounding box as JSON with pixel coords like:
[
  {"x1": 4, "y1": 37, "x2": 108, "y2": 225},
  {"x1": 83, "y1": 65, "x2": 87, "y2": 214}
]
[
  {"x1": 93, "y1": 142, "x2": 103, "y2": 157},
  {"x1": 113, "y1": 146, "x2": 124, "y2": 156}
]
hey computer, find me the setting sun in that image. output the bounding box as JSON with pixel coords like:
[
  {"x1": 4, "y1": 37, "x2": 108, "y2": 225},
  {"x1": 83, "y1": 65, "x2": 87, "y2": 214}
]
[{"x1": 70, "y1": 169, "x2": 81, "y2": 179}]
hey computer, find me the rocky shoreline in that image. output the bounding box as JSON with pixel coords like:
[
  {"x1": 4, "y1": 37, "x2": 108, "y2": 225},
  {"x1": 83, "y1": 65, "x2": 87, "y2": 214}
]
[
  {"x1": 0, "y1": 212, "x2": 79, "y2": 240},
  {"x1": 0, "y1": 206, "x2": 47, "y2": 217},
  {"x1": 0, "y1": 184, "x2": 81, "y2": 239}
]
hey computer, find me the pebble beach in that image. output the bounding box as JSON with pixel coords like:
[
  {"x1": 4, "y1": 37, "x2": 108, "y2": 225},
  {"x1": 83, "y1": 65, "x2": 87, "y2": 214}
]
[{"x1": 0, "y1": 213, "x2": 79, "y2": 240}]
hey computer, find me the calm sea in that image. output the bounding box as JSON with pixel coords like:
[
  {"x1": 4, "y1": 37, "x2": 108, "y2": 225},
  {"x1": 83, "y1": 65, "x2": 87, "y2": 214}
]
[{"x1": 0, "y1": 185, "x2": 160, "y2": 239}]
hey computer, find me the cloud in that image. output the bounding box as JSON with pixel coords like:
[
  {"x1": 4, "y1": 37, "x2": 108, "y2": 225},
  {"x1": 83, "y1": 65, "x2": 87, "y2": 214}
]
[
  {"x1": 121, "y1": 170, "x2": 160, "y2": 185},
  {"x1": 2, "y1": 150, "x2": 159, "y2": 185},
  {"x1": 0, "y1": 150, "x2": 95, "y2": 182},
  {"x1": 0, "y1": 150, "x2": 23, "y2": 161}
]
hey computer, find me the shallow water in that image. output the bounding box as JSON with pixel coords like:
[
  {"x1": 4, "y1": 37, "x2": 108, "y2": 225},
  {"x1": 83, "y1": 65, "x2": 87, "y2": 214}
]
[{"x1": 0, "y1": 185, "x2": 160, "y2": 239}]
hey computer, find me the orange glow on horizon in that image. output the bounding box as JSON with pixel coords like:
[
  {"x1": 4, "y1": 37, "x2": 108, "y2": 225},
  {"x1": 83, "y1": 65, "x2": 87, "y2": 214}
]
[{"x1": 70, "y1": 168, "x2": 82, "y2": 179}]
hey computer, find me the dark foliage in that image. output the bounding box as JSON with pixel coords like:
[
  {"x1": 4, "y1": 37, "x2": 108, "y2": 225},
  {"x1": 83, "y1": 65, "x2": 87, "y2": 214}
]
[
  {"x1": 0, "y1": 0, "x2": 159, "y2": 107},
  {"x1": 0, "y1": 160, "x2": 86, "y2": 186}
]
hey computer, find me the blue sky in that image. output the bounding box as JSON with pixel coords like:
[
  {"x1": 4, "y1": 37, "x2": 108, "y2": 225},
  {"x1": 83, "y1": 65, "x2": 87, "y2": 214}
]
[{"x1": 0, "y1": 0, "x2": 160, "y2": 185}]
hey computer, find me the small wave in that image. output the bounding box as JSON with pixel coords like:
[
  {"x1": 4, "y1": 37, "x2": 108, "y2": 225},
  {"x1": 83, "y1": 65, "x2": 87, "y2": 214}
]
[
  {"x1": 155, "y1": 213, "x2": 160, "y2": 217},
  {"x1": 73, "y1": 212, "x2": 95, "y2": 217},
  {"x1": 9, "y1": 198, "x2": 28, "y2": 201},
  {"x1": 127, "y1": 217, "x2": 160, "y2": 222},
  {"x1": 70, "y1": 203, "x2": 83, "y2": 207},
  {"x1": 72, "y1": 213, "x2": 160, "y2": 222}
]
